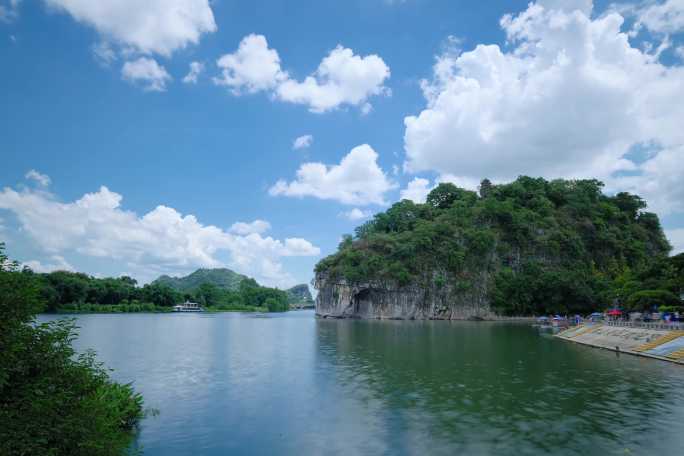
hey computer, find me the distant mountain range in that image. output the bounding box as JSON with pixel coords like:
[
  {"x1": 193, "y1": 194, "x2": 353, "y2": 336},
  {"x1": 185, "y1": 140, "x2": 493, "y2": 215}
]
[{"x1": 153, "y1": 268, "x2": 313, "y2": 307}]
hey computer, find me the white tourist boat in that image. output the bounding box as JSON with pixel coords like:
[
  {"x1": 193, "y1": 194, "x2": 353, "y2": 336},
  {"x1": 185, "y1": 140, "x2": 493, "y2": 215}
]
[{"x1": 173, "y1": 301, "x2": 204, "y2": 312}]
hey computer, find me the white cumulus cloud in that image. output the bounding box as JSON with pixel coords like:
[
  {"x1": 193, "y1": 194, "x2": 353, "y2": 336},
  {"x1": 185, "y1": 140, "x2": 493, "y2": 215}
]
[
  {"x1": 214, "y1": 34, "x2": 390, "y2": 113},
  {"x1": 269, "y1": 144, "x2": 396, "y2": 206},
  {"x1": 23, "y1": 255, "x2": 74, "y2": 273},
  {"x1": 634, "y1": 0, "x2": 684, "y2": 35},
  {"x1": 292, "y1": 134, "x2": 314, "y2": 150},
  {"x1": 398, "y1": 175, "x2": 482, "y2": 204},
  {"x1": 340, "y1": 208, "x2": 372, "y2": 221},
  {"x1": 276, "y1": 45, "x2": 391, "y2": 113},
  {"x1": 606, "y1": 145, "x2": 684, "y2": 216},
  {"x1": 0, "y1": 175, "x2": 320, "y2": 287},
  {"x1": 214, "y1": 34, "x2": 287, "y2": 94},
  {"x1": 399, "y1": 177, "x2": 432, "y2": 203},
  {"x1": 122, "y1": 57, "x2": 171, "y2": 92},
  {"x1": 182, "y1": 61, "x2": 204, "y2": 84},
  {"x1": 403, "y1": 0, "x2": 684, "y2": 219},
  {"x1": 230, "y1": 219, "x2": 271, "y2": 235},
  {"x1": 25, "y1": 169, "x2": 51, "y2": 187},
  {"x1": 44, "y1": 0, "x2": 216, "y2": 57}
]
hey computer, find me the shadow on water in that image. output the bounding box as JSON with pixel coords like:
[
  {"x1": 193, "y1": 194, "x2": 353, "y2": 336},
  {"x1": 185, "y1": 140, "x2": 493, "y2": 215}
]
[{"x1": 314, "y1": 318, "x2": 684, "y2": 456}]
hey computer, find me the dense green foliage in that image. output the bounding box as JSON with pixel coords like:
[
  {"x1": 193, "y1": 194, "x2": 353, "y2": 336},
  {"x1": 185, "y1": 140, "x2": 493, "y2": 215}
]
[
  {"x1": 32, "y1": 270, "x2": 183, "y2": 312},
  {"x1": 153, "y1": 268, "x2": 247, "y2": 292},
  {"x1": 155, "y1": 267, "x2": 311, "y2": 310},
  {"x1": 316, "y1": 177, "x2": 680, "y2": 315},
  {"x1": 193, "y1": 278, "x2": 289, "y2": 312},
  {"x1": 626, "y1": 289, "x2": 680, "y2": 311},
  {"x1": 0, "y1": 243, "x2": 144, "y2": 456},
  {"x1": 22, "y1": 267, "x2": 292, "y2": 313}
]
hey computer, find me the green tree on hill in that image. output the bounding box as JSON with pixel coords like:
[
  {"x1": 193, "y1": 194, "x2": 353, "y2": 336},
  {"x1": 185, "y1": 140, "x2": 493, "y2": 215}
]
[{"x1": 316, "y1": 176, "x2": 673, "y2": 316}]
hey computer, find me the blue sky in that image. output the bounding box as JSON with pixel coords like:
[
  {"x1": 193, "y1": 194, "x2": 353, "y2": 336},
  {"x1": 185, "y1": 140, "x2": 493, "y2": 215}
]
[{"x1": 1, "y1": 0, "x2": 683, "y2": 288}]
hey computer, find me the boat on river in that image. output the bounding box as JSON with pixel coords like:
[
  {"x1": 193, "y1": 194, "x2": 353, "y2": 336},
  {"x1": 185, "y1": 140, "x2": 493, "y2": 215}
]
[{"x1": 173, "y1": 301, "x2": 204, "y2": 312}]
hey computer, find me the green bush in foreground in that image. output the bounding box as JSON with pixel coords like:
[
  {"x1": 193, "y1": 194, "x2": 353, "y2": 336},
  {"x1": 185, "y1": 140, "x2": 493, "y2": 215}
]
[{"x1": 0, "y1": 243, "x2": 145, "y2": 456}]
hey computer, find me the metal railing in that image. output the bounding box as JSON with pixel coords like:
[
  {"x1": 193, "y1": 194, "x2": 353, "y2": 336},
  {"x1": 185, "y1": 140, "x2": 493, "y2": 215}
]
[{"x1": 605, "y1": 320, "x2": 684, "y2": 330}]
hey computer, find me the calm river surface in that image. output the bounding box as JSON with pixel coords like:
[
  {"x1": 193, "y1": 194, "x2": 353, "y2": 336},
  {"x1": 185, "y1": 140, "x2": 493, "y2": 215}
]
[{"x1": 39, "y1": 311, "x2": 684, "y2": 455}]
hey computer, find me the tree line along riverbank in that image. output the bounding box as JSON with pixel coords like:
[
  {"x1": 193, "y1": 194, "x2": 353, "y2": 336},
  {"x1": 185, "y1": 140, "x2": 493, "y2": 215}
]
[{"x1": 21, "y1": 266, "x2": 313, "y2": 314}]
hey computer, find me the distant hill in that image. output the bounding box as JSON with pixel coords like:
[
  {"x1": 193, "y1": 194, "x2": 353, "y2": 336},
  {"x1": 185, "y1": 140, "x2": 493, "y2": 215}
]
[
  {"x1": 153, "y1": 268, "x2": 247, "y2": 292},
  {"x1": 286, "y1": 284, "x2": 314, "y2": 308},
  {"x1": 153, "y1": 268, "x2": 313, "y2": 307}
]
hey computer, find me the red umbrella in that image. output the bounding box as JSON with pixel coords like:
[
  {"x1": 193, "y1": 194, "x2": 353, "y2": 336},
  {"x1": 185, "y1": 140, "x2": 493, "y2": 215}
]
[{"x1": 607, "y1": 309, "x2": 622, "y2": 316}]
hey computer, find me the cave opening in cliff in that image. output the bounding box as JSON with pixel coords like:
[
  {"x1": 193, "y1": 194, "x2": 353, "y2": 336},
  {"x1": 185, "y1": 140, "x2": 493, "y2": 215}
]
[{"x1": 353, "y1": 289, "x2": 372, "y2": 314}]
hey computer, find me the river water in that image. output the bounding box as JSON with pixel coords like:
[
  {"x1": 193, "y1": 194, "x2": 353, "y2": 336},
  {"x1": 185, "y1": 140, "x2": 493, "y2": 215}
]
[{"x1": 38, "y1": 311, "x2": 684, "y2": 455}]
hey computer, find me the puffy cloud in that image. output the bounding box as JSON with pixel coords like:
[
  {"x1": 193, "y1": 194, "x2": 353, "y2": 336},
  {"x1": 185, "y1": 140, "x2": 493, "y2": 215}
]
[
  {"x1": 403, "y1": 1, "x2": 684, "y2": 218},
  {"x1": 44, "y1": 0, "x2": 216, "y2": 57},
  {"x1": 213, "y1": 35, "x2": 390, "y2": 113},
  {"x1": 269, "y1": 144, "x2": 396, "y2": 205},
  {"x1": 399, "y1": 177, "x2": 431, "y2": 203},
  {"x1": 230, "y1": 219, "x2": 271, "y2": 235},
  {"x1": 281, "y1": 238, "x2": 320, "y2": 256},
  {"x1": 292, "y1": 134, "x2": 314, "y2": 150},
  {"x1": 634, "y1": 0, "x2": 684, "y2": 35},
  {"x1": 121, "y1": 57, "x2": 171, "y2": 91},
  {"x1": 398, "y1": 175, "x2": 480, "y2": 204},
  {"x1": 182, "y1": 61, "x2": 204, "y2": 84},
  {"x1": 437, "y1": 174, "x2": 481, "y2": 192},
  {"x1": 214, "y1": 34, "x2": 287, "y2": 94},
  {"x1": 276, "y1": 45, "x2": 391, "y2": 113},
  {"x1": 23, "y1": 255, "x2": 74, "y2": 273},
  {"x1": 666, "y1": 228, "x2": 684, "y2": 254},
  {"x1": 25, "y1": 169, "x2": 51, "y2": 187},
  {"x1": 0, "y1": 175, "x2": 320, "y2": 287},
  {"x1": 340, "y1": 208, "x2": 372, "y2": 221},
  {"x1": 607, "y1": 145, "x2": 684, "y2": 215}
]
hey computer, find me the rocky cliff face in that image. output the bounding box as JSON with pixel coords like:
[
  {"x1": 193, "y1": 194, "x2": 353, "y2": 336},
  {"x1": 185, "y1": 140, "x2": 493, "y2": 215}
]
[{"x1": 314, "y1": 272, "x2": 497, "y2": 320}]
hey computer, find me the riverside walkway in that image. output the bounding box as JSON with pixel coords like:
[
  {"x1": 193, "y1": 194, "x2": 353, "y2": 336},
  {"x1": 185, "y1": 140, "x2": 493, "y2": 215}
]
[{"x1": 556, "y1": 323, "x2": 684, "y2": 365}]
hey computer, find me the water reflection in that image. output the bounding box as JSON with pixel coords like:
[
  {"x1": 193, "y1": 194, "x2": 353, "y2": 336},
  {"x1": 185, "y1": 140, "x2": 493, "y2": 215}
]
[
  {"x1": 37, "y1": 313, "x2": 684, "y2": 455},
  {"x1": 315, "y1": 319, "x2": 684, "y2": 455}
]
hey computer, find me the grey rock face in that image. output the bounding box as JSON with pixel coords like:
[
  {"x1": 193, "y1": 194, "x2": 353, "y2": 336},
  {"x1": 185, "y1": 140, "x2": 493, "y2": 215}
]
[{"x1": 314, "y1": 272, "x2": 497, "y2": 320}]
